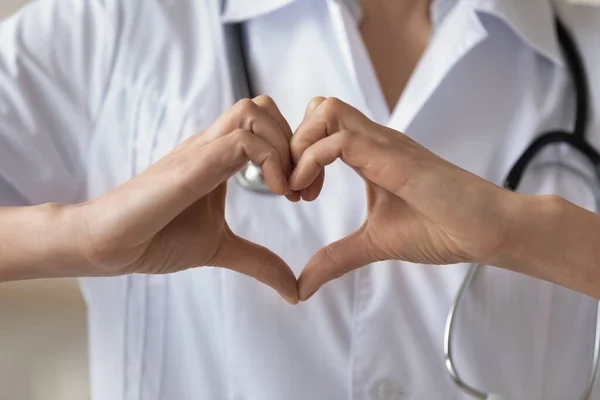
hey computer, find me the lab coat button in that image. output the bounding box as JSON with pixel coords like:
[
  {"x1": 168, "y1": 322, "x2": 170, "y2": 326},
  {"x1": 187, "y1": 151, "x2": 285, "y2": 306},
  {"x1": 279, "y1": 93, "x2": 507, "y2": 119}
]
[{"x1": 370, "y1": 378, "x2": 400, "y2": 400}]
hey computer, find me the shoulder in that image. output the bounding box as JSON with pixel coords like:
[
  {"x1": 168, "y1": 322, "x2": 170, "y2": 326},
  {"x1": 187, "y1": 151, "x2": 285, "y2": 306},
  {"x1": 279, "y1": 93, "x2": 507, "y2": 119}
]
[
  {"x1": 0, "y1": 0, "x2": 226, "y2": 114},
  {"x1": 0, "y1": 0, "x2": 123, "y2": 77},
  {"x1": 0, "y1": 0, "x2": 223, "y2": 60}
]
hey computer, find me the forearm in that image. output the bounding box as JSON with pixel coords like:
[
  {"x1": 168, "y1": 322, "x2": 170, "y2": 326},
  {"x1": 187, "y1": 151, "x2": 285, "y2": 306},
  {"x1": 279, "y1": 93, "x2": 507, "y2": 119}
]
[
  {"x1": 496, "y1": 194, "x2": 600, "y2": 299},
  {"x1": 0, "y1": 204, "x2": 92, "y2": 282}
]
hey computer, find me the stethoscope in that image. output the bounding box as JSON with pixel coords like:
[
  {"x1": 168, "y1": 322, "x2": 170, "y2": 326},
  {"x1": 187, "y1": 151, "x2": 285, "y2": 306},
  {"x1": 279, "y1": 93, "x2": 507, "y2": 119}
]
[
  {"x1": 225, "y1": 21, "x2": 276, "y2": 193},
  {"x1": 225, "y1": 12, "x2": 600, "y2": 400},
  {"x1": 444, "y1": 16, "x2": 600, "y2": 400}
]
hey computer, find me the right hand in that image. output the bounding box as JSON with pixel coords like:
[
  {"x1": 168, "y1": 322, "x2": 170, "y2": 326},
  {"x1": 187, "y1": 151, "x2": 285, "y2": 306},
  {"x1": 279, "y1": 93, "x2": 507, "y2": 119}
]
[
  {"x1": 289, "y1": 97, "x2": 517, "y2": 300},
  {"x1": 74, "y1": 96, "x2": 299, "y2": 303}
]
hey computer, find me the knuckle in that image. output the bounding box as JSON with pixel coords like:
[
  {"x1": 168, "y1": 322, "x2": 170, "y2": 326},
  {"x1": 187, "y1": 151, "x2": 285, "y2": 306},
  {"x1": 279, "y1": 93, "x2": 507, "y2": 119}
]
[
  {"x1": 230, "y1": 130, "x2": 252, "y2": 155},
  {"x1": 320, "y1": 97, "x2": 344, "y2": 117},
  {"x1": 234, "y1": 98, "x2": 257, "y2": 116},
  {"x1": 292, "y1": 137, "x2": 313, "y2": 153},
  {"x1": 338, "y1": 129, "x2": 357, "y2": 146},
  {"x1": 254, "y1": 94, "x2": 275, "y2": 106},
  {"x1": 230, "y1": 128, "x2": 250, "y2": 142},
  {"x1": 307, "y1": 96, "x2": 326, "y2": 110},
  {"x1": 304, "y1": 147, "x2": 319, "y2": 164}
]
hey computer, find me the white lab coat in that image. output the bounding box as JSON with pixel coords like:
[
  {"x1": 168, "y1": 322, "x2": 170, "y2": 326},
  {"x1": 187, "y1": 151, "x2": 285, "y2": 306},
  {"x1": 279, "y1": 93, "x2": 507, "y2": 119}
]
[{"x1": 1, "y1": 0, "x2": 600, "y2": 399}]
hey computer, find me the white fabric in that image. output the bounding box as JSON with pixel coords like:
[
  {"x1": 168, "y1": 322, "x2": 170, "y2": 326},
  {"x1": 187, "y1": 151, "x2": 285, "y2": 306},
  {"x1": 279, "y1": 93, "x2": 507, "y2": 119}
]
[{"x1": 1, "y1": 0, "x2": 600, "y2": 399}]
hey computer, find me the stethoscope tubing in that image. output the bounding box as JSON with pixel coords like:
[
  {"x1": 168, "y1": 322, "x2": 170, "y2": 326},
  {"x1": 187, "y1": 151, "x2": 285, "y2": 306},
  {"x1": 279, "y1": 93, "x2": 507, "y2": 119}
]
[{"x1": 445, "y1": 15, "x2": 600, "y2": 398}]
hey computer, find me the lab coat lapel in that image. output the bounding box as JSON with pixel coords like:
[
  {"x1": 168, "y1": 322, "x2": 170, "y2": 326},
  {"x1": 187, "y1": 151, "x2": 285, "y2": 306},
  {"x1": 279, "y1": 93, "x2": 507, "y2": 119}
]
[
  {"x1": 325, "y1": 0, "x2": 392, "y2": 125},
  {"x1": 220, "y1": 0, "x2": 299, "y2": 22},
  {"x1": 389, "y1": 0, "x2": 563, "y2": 134},
  {"x1": 474, "y1": 0, "x2": 563, "y2": 66},
  {"x1": 388, "y1": 0, "x2": 489, "y2": 132}
]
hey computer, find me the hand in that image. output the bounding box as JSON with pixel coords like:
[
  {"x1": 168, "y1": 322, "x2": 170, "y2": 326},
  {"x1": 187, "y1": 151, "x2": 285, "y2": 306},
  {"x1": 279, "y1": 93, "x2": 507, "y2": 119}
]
[
  {"x1": 290, "y1": 97, "x2": 519, "y2": 300},
  {"x1": 75, "y1": 96, "x2": 299, "y2": 303}
]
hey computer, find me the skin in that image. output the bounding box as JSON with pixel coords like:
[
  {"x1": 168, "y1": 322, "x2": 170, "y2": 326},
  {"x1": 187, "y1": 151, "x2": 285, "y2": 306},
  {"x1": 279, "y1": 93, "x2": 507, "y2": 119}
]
[
  {"x1": 0, "y1": 0, "x2": 434, "y2": 303},
  {"x1": 2, "y1": 1, "x2": 600, "y2": 304},
  {"x1": 290, "y1": 97, "x2": 518, "y2": 300},
  {"x1": 3, "y1": 94, "x2": 600, "y2": 303},
  {"x1": 359, "y1": 0, "x2": 432, "y2": 110},
  {"x1": 290, "y1": 97, "x2": 600, "y2": 301},
  {"x1": 0, "y1": 95, "x2": 300, "y2": 304}
]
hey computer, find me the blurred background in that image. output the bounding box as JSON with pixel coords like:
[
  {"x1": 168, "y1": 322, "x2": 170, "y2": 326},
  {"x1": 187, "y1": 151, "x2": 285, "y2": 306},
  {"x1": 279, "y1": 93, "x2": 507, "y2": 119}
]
[{"x1": 0, "y1": 5, "x2": 90, "y2": 400}]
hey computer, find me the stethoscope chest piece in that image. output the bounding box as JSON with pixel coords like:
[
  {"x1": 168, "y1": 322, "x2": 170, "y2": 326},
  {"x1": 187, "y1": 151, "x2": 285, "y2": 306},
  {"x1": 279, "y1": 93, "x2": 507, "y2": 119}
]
[{"x1": 234, "y1": 162, "x2": 273, "y2": 193}]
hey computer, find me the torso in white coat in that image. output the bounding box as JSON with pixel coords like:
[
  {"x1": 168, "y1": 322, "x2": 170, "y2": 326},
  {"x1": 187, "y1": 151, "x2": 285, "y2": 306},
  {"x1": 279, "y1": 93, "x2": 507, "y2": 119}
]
[{"x1": 1, "y1": 0, "x2": 600, "y2": 399}]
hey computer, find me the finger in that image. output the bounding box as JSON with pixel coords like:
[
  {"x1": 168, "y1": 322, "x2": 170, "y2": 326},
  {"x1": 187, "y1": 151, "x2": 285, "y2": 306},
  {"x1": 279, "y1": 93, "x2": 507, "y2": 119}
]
[
  {"x1": 298, "y1": 227, "x2": 376, "y2": 301},
  {"x1": 252, "y1": 95, "x2": 293, "y2": 175},
  {"x1": 298, "y1": 98, "x2": 327, "y2": 201},
  {"x1": 305, "y1": 96, "x2": 327, "y2": 116},
  {"x1": 290, "y1": 130, "x2": 364, "y2": 191},
  {"x1": 202, "y1": 98, "x2": 292, "y2": 173},
  {"x1": 194, "y1": 129, "x2": 288, "y2": 195},
  {"x1": 252, "y1": 95, "x2": 293, "y2": 142},
  {"x1": 105, "y1": 127, "x2": 289, "y2": 250},
  {"x1": 291, "y1": 96, "x2": 331, "y2": 164},
  {"x1": 292, "y1": 97, "x2": 365, "y2": 163},
  {"x1": 292, "y1": 97, "x2": 358, "y2": 200},
  {"x1": 300, "y1": 170, "x2": 324, "y2": 202},
  {"x1": 291, "y1": 98, "x2": 330, "y2": 200},
  {"x1": 212, "y1": 231, "x2": 299, "y2": 304},
  {"x1": 285, "y1": 191, "x2": 302, "y2": 202},
  {"x1": 221, "y1": 129, "x2": 289, "y2": 194}
]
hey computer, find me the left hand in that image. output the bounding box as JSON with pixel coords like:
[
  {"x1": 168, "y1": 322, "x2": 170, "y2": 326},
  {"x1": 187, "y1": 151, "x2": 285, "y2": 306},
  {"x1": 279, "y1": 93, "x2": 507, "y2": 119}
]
[{"x1": 290, "y1": 97, "x2": 520, "y2": 300}]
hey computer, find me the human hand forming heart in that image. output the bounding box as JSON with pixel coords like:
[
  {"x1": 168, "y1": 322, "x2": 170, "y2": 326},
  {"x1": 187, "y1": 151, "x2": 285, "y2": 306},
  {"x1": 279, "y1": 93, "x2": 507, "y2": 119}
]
[
  {"x1": 289, "y1": 97, "x2": 518, "y2": 301},
  {"x1": 71, "y1": 95, "x2": 517, "y2": 305},
  {"x1": 74, "y1": 96, "x2": 300, "y2": 303}
]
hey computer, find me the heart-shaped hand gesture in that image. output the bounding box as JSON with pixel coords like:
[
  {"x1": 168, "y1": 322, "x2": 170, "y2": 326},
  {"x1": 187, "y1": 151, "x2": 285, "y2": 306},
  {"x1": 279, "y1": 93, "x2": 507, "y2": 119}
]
[
  {"x1": 75, "y1": 95, "x2": 516, "y2": 305},
  {"x1": 289, "y1": 97, "x2": 517, "y2": 300}
]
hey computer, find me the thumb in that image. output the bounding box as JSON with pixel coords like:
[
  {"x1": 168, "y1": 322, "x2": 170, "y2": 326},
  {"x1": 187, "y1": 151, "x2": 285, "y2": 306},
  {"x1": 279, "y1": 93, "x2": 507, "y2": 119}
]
[
  {"x1": 211, "y1": 231, "x2": 299, "y2": 304},
  {"x1": 294, "y1": 96, "x2": 328, "y2": 202},
  {"x1": 298, "y1": 227, "x2": 377, "y2": 301}
]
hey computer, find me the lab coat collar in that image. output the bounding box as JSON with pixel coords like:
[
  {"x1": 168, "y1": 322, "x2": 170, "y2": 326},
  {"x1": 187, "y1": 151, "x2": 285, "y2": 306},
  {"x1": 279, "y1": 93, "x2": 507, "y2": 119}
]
[
  {"x1": 220, "y1": 0, "x2": 299, "y2": 22},
  {"x1": 220, "y1": 0, "x2": 565, "y2": 66},
  {"x1": 472, "y1": 0, "x2": 563, "y2": 66},
  {"x1": 220, "y1": 0, "x2": 365, "y2": 22}
]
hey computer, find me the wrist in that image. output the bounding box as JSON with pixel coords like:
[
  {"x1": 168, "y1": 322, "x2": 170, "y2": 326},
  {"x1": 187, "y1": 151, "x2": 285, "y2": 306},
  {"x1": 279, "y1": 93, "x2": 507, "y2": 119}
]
[
  {"x1": 48, "y1": 203, "x2": 99, "y2": 277},
  {"x1": 0, "y1": 203, "x2": 97, "y2": 282},
  {"x1": 489, "y1": 193, "x2": 564, "y2": 275}
]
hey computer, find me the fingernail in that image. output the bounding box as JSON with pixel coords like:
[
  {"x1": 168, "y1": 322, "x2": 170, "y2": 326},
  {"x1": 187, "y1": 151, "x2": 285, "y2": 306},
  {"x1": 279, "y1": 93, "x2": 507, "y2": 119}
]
[
  {"x1": 289, "y1": 191, "x2": 302, "y2": 203},
  {"x1": 283, "y1": 295, "x2": 299, "y2": 305},
  {"x1": 306, "y1": 96, "x2": 326, "y2": 114}
]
